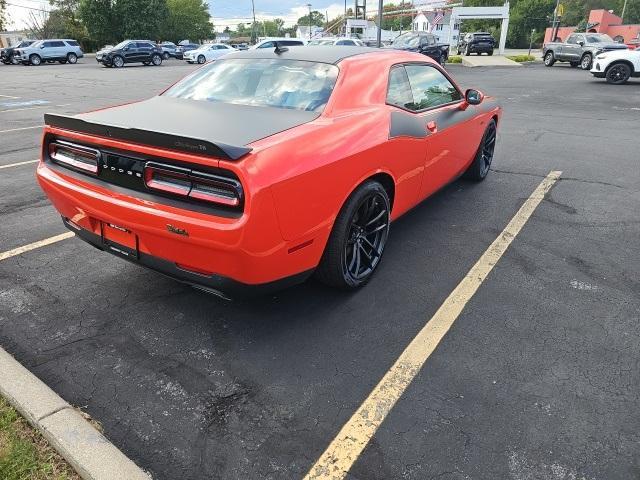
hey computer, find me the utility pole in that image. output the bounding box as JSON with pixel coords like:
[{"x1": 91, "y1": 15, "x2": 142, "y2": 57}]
[
  {"x1": 621, "y1": 0, "x2": 628, "y2": 22},
  {"x1": 307, "y1": 3, "x2": 312, "y2": 39},
  {"x1": 251, "y1": 0, "x2": 257, "y2": 44},
  {"x1": 377, "y1": 0, "x2": 383, "y2": 47},
  {"x1": 551, "y1": 0, "x2": 560, "y2": 42}
]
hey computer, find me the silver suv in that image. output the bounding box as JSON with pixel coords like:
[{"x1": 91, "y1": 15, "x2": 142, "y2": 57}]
[{"x1": 16, "y1": 39, "x2": 84, "y2": 66}]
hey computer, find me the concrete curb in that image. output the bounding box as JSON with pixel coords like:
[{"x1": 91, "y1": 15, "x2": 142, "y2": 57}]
[{"x1": 0, "y1": 347, "x2": 150, "y2": 480}]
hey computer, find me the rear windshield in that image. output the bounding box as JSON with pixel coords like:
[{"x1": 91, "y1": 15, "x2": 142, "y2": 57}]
[{"x1": 164, "y1": 58, "x2": 339, "y2": 112}]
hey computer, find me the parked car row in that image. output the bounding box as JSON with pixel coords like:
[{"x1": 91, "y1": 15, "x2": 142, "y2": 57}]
[
  {"x1": 6, "y1": 39, "x2": 83, "y2": 66},
  {"x1": 543, "y1": 33, "x2": 640, "y2": 84}
]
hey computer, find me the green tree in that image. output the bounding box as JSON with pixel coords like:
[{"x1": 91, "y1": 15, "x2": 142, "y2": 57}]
[
  {"x1": 161, "y1": 0, "x2": 213, "y2": 42},
  {"x1": 0, "y1": 0, "x2": 7, "y2": 31},
  {"x1": 114, "y1": 0, "x2": 168, "y2": 41},
  {"x1": 79, "y1": 0, "x2": 117, "y2": 46},
  {"x1": 297, "y1": 10, "x2": 325, "y2": 27}
]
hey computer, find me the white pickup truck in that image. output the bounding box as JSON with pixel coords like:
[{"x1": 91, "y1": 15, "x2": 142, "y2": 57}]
[{"x1": 543, "y1": 33, "x2": 628, "y2": 70}]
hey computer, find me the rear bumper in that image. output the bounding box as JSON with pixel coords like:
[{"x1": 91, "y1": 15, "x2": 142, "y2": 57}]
[
  {"x1": 469, "y1": 44, "x2": 494, "y2": 52},
  {"x1": 37, "y1": 161, "x2": 324, "y2": 291},
  {"x1": 63, "y1": 217, "x2": 312, "y2": 298}
]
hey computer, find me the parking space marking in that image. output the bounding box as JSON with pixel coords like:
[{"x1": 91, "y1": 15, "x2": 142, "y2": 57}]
[
  {"x1": 0, "y1": 103, "x2": 72, "y2": 113},
  {"x1": 0, "y1": 233, "x2": 75, "y2": 262},
  {"x1": 304, "y1": 170, "x2": 563, "y2": 480},
  {"x1": 0, "y1": 159, "x2": 39, "y2": 170},
  {"x1": 0, "y1": 94, "x2": 20, "y2": 99},
  {"x1": 0, "y1": 126, "x2": 43, "y2": 134}
]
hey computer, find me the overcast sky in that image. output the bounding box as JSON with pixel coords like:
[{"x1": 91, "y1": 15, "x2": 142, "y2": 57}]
[{"x1": 5, "y1": 0, "x2": 425, "y2": 32}]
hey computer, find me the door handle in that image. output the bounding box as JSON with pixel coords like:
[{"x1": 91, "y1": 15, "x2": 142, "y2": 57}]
[{"x1": 426, "y1": 121, "x2": 438, "y2": 133}]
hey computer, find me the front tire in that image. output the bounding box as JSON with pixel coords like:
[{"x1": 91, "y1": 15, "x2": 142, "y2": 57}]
[
  {"x1": 29, "y1": 54, "x2": 42, "y2": 66},
  {"x1": 605, "y1": 62, "x2": 631, "y2": 84},
  {"x1": 112, "y1": 55, "x2": 124, "y2": 68},
  {"x1": 544, "y1": 51, "x2": 555, "y2": 67},
  {"x1": 197, "y1": 54, "x2": 206, "y2": 64},
  {"x1": 580, "y1": 53, "x2": 592, "y2": 70},
  {"x1": 151, "y1": 53, "x2": 162, "y2": 66},
  {"x1": 316, "y1": 181, "x2": 391, "y2": 289},
  {"x1": 464, "y1": 119, "x2": 497, "y2": 181}
]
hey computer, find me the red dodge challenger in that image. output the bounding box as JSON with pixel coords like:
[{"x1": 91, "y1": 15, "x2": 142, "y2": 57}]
[{"x1": 37, "y1": 46, "x2": 501, "y2": 297}]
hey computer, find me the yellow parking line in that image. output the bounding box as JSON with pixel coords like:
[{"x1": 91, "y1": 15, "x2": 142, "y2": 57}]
[
  {"x1": 0, "y1": 159, "x2": 39, "y2": 170},
  {"x1": 0, "y1": 125, "x2": 43, "y2": 133},
  {"x1": 304, "y1": 170, "x2": 562, "y2": 480},
  {"x1": 0, "y1": 233, "x2": 75, "y2": 262}
]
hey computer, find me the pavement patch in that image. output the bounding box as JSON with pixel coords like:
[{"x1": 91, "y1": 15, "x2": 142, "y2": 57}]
[{"x1": 304, "y1": 171, "x2": 562, "y2": 480}]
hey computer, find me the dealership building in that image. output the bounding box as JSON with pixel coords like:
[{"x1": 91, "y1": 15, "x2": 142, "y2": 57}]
[{"x1": 544, "y1": 9, "x2": 640, "y2": 46}]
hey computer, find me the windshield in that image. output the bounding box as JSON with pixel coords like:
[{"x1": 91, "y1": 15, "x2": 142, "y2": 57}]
[
  {"x1": 586, "y1": 34, "x2": 613, "y2": 43},
  {"x1": 29, "y1": 41, "x2": 43, "y2": 48},
  {"x1": 164, "y1": 58, "x2": 339, "y2": 112},
  {"x1": 113, "y1": 40, "x2": 130, "y2": 49},
  {"x1": 392, "y1": 33, "x2": 420, "y2": 48}
]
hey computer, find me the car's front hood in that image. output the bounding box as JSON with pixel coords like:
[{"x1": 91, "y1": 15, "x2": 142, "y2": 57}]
[
  {"x1": 44, "y1": 96, "x2": 321, "y2": 160},
  {"x1": 587, "y1": 42, "x2": 627, "y2": 50}
]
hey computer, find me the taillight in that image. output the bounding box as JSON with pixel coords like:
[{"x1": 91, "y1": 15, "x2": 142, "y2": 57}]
[
  {"x1": 48, "y1": 141, "x2": 100, "y2": 175},
  {"x1": 143, "y1": 162, "x2": 242, "y2": 207}
]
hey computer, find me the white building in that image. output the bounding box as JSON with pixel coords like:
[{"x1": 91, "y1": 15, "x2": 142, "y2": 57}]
[
  {"x1": 344, "y1": 18, "x2": 397, "y2": 43},
  {"x1": 0, "y1": 31, "x2": 30, "y2": 49},
  {"x1": 411, "y1": 11, "x2": 461, "y2": 45}
]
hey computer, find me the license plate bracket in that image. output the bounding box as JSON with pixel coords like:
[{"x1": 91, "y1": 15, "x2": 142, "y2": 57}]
[{"x1": 101, "y1": 222, "x2": 138, "y2": 259}]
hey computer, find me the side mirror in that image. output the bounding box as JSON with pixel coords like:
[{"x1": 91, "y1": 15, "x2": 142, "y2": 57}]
[
  {"x1": 578, "y1": 41, "x2": 584, "y2": 46},
  {"x1": 460, "y1": 89, "x2": 484, "y2": 110},
  {"x1": 40, "y1": 45, "x2": 45, "y2": 49},
  {"x1": 466, "y1": 89, "x2": 484, "y2": 105}
]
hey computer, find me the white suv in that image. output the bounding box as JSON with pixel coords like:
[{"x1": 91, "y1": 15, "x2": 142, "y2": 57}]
[{"x1": 16, "y1": 39, "x2": 84, "y2": 66}]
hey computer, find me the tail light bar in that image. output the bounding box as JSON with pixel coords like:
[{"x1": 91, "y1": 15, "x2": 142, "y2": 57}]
[
  {"x1": 48, "y1": 141, "x2": 100, "y2": 175},
  {"x1": 144, "y1": 162, "x2": 242, "y2": 207}
]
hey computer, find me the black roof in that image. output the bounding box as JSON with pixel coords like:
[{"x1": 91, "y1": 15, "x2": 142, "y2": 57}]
[{"x1": 223, "y1": 45, "x2": 384, "y2": 65}]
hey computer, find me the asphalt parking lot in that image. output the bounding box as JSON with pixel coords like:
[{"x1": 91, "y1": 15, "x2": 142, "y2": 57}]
[{"x1": 1, "y1": 58, "x2": 639, "y2": 480}]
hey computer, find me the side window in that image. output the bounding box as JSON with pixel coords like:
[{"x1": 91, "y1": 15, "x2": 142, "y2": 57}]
[
  {"x1": 43, "y1": 41, "x2": 53, "y2": 48},
  {"x1": 258, "y1": 41, "x2": 274, "y2": 49},
  {"x1": 575, "y1": 35, "x2": 584, "y2": 44},
  {"x1": 428, "y1": 35, "x2": 436, "y2": 45},
  {"x1": 404, "y1": 64, "x2": 462, "y2": 110},
  {"x1": 387, "y1": 66, "x2": 414, "y2": 110},
  {"x1": 52, "y1": 41, "x2": 65, "y2": 47}
]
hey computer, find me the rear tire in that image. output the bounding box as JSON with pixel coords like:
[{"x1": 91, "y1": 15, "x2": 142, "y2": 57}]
[
  {"x1": 570, "y1": 61, "x2": 579, "y2": 67},
  {"x1": 67, "y1": 52, "x2": 77, "y2": 64},
  {"x1": 488, "y1": 50, "x2": 493, "y2": 56},
  {"x1": 544, "y1": 51, "x2": 555, "y2": 66},
  {"x1": 464, "y1": 119, "x2": 497, "y2": 182},
  {"x1": 162, "y1": 52, "x2": 170, "y2": 60},
  {"x1": 59, "y1": 59, "x2": 67, "y2": 64},
  {"x1": 315, "y1": 181, "x2": 391, "y2": 289},
  {"x1": 29, "y1": 54, "x2": 42, "y2": 66},
  {"x1": 465, "y1": 45, "x2": 470, "y2": 56},
  {"x1": 605, "y1": 62, "x2": 631, "y2": 84},
  {"x1": 151, "y1": 53, "x2": 162, "y2": 66}
]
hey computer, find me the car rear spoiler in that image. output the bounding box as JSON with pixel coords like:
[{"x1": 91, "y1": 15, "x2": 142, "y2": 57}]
[{"x1": 43, "y1": 113, "x2": 252, "y2": 161}]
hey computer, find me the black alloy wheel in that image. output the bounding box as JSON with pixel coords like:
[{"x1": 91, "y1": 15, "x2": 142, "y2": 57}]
[
  {"x1": 343, "y1": 193, "x2": 389, "y2": 283},
  {"x1": 605, "y1": 63, "x2": 631, "y2": 84},
  {"x1": 465, "y1": 119, "x2": 497, "y2": 181},
  {"x1": 316, "y1": 181, "x2": 391, "y2": 289}
]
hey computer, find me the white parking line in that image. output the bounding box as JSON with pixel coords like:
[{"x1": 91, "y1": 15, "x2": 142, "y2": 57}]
[
  {"x1": 0, "y1": 233, "x2": 75, "y2": 262},
  {"x1": 304, "y1": 170, "x2": 563, "y2": 480},
  {"x1": 0, "y1": 125, "x2": 43, "y2": 133},
  {"x1": 0, "y1": 94, "x2": 20, "y2": 99},
  {"x1": 0, "y1": 103, "x2": 71, "y2": 113},
  {"x1": 0, "y1": 159, "x2": 39, "y2": 170}
]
